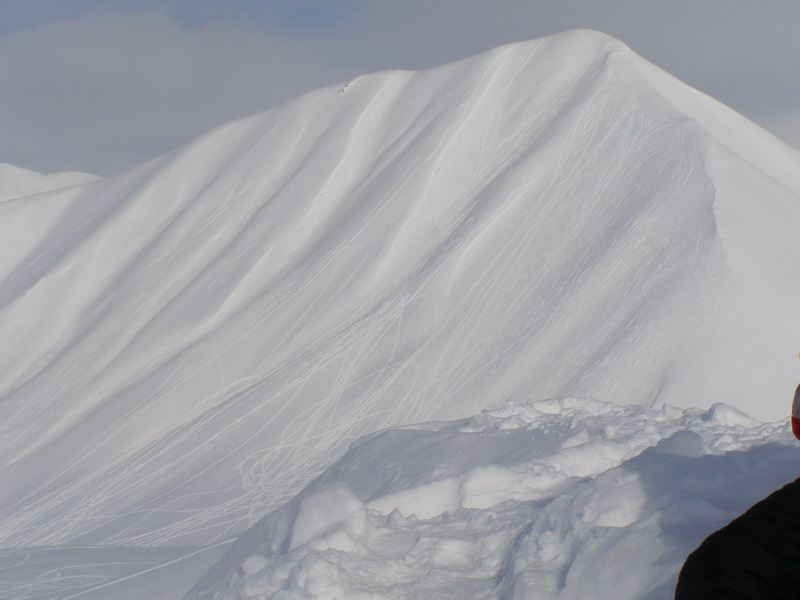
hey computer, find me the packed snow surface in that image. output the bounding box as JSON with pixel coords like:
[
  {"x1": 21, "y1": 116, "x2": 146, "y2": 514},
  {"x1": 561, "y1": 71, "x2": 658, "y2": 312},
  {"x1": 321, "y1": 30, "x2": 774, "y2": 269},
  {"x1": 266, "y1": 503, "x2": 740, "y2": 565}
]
[
  {"x1": 1, "y1": 29, "x2": 799, "y2": 599},
  {"x1": 186, "y1": 398, "x2": 800, "y2": 599}
]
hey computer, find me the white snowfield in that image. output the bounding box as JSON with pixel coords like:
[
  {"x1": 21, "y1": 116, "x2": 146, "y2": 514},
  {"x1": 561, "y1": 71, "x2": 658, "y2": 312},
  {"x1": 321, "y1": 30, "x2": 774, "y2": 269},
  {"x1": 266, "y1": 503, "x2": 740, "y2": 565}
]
[{"x1": 0, "y1": 29, "x2": 798, "y2": 599}]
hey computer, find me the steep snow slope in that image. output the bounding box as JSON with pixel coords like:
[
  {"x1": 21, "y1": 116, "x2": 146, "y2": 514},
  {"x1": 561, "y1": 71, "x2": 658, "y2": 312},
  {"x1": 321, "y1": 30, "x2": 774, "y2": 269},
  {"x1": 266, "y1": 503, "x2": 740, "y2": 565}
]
[
  {"x1": 185, "y1": 399, "x2": 798, "y2": 600},
  {"x1": 1, "y1": 29, "x2": 799, "y2": 598}
]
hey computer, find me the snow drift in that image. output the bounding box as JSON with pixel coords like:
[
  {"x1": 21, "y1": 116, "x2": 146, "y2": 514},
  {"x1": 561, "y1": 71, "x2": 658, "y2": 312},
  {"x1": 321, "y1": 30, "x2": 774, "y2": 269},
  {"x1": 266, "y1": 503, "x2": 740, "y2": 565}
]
[
  {"x1": 185, "y1": 399, "x2": 799, "y2": 599},
  {"x1": 1, "y1": 29, "x2": 799, "y2": 599}
]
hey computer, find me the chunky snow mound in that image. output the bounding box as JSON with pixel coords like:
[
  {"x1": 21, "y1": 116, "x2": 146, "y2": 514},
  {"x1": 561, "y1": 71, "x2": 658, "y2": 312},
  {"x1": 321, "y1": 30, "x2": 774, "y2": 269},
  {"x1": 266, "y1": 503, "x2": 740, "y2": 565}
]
[
  {"x1": 0, "y1": 162, "x2": 100, "y2": 202},
  {"x1": 1, "y1": 29, "x2": 799, "y2": 599},
  {"x1": 185, "y1": 397, "x2": 798, "y2": 599}
]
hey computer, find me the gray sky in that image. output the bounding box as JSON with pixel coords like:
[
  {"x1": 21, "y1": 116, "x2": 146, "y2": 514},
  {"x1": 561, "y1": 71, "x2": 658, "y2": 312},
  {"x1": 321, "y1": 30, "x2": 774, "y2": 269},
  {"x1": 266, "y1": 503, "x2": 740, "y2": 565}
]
[{"x1": 1, "y1": 0, "x2": 799, "y2": 176}]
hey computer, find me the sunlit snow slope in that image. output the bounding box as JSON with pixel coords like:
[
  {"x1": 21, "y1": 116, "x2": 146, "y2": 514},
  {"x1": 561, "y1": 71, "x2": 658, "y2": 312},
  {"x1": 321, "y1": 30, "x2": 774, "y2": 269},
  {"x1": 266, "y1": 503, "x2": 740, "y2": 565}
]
[{"x1": 1, "y1": 29, "x2": 799, "y2": 599}]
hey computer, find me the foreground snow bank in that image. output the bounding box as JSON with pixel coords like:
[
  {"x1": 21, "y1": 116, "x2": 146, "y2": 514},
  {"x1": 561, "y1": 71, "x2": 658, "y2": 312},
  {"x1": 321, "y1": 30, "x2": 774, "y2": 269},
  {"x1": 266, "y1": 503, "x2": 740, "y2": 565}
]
[{"x1": 187, "y1": 398, "x2": 799, "y2": 599}]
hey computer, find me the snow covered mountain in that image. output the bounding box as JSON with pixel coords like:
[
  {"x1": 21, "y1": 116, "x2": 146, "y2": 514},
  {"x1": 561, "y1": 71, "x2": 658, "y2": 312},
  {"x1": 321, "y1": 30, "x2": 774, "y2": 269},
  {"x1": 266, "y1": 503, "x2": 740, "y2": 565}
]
[
  {"x1": 1, "y1": 29, "x2": 799, "y2": 599},
  {"x1": 0, "y1": 162, "x2": 99, "y2": 202}
]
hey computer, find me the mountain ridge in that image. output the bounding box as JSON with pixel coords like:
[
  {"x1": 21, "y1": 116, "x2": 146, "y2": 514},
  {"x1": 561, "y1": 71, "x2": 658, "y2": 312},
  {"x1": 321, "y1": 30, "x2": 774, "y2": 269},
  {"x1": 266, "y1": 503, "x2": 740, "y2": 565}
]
[{"x1": 0, "y1": 162, "x2": 100, "y2": 202}]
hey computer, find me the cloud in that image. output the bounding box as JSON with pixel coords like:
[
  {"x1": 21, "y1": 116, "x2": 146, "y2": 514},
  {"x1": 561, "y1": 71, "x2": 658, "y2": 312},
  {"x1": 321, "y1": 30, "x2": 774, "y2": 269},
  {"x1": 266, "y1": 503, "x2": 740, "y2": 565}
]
[
  {"x1": 0, "y1": 8, "x2": 359, "y2": 174},
  {"x1": 755, "y1": 109, "x2": 800, "y2": 152},
  {"x1": 1, "y1": 1, "x2": 798, "y2": 175}
]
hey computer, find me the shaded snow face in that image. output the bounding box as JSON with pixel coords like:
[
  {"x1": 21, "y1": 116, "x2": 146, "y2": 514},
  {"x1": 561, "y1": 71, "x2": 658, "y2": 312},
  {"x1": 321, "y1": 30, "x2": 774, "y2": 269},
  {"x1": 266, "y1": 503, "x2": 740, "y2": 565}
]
[{"x1": 187, "y1": 398, "x2": 798, "y2": 600}]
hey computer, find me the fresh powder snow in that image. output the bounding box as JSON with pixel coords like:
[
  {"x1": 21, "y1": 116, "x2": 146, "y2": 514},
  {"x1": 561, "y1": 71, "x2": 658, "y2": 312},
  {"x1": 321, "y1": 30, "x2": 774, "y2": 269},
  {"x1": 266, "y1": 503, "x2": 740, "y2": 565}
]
[
  {"x1": 185, "y1": 399, "x2": 797, "y2": 599},
  {"x1": 0, "y1": 29, "x2": 799, "y2": 599}
]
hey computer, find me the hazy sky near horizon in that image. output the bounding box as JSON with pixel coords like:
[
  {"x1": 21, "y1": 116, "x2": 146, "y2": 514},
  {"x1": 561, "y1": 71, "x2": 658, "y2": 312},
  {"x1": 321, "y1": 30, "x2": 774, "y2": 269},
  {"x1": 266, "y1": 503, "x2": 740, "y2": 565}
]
[{"x1": 2, "y1": 0, "x2": 799, "y2": 175}]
